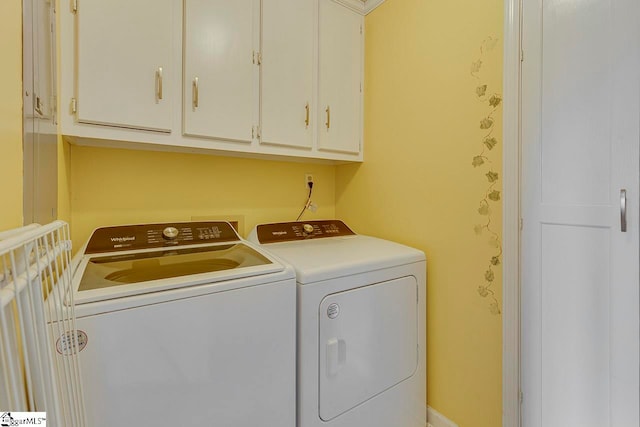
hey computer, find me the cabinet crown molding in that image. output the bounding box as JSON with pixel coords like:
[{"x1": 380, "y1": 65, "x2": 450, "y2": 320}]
[{"x1": 333, "y1": 0, "x2": 385, "y2": 15}]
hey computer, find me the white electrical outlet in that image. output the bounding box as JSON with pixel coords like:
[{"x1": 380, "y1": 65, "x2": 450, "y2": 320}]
[{"x1": 304, "y1": 174, "x2": 314, "y2": 189}]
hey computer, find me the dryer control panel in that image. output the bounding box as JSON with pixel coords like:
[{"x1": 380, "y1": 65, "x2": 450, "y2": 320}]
[
  {"x1": 256, "y1": 220, "x2": 355, "y2": 244},
  {"x1": 85, "y1": 221, "x2": 240, "y2": 254}
]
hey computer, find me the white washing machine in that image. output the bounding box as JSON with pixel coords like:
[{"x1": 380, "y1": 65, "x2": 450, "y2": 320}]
[
  {"x1": 248, "y1": 220, "x2": 427, "y2": 427},
  {"x1": 59, "y1": 221, "x2": 296, "y2": 427}
]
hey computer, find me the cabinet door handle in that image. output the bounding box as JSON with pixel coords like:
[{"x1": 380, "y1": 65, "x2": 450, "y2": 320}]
[
  {"x1": 325, "y1": 106, "x2": 331, "y2": 130},
  {"x1": 621, "y1": 189, "x2": 627, "y2": 232},
  {"x1": 156, "y1": 67, "x2": 163, "y2": 101},
  {"x1": 34, "y1": 96, "x2": 43, "y2": 116},
  {"x1": 193, "y1": 77, "x2": 199, "y2": 109},
  {"x1": 305, "y1": 103, "x2": 310, "y2": 128}
]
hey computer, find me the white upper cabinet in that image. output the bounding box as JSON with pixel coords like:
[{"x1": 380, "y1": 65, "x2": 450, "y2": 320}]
[
  {"x1": 75, "y1": 0, "x2": 173, "y2": 132},
  {"x1": 61, "y1": 0, "x2": 365, "y2": 162},
  {"x1": 260, "y1": 0, "x2": 314, "y2": 149},
  {"x1": 318, "y1": 0, "x2": 363, "y2": 154},
  {"x1": 183, "y1": 0, "x2": 258, "y2": 143}
]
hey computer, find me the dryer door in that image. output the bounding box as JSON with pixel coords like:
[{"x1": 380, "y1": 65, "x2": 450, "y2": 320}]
[{"x1": 319, "y1": 276, "x2": 418, "y2": 421}]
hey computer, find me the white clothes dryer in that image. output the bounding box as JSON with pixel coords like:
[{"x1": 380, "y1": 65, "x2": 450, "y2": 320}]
[
  {"x1": 59, "y1": 221, "x2": 296, "y2": 427},
  {"x1": 248, "y1": 220, "x2": 427, "y2": 427}
]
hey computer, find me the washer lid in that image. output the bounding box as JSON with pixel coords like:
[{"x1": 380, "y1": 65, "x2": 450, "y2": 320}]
[
  {"x1": 72, "y1": 221, "x2": 289, "y2": 304},
  {"x1": 74, "y1": 242, "x2": 284, "y2": 304}
]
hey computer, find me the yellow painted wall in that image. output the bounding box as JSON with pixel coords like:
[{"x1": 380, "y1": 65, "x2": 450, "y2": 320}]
[
  {"x1": 335, "y1": 1, "x2": 503, "y2": 426},
  {"x1": 0, "y1": 0, "x2": 23, "y2": 230},
  {"x1": 69, "y1": 145, "x2": 335, "y2": 250},
  {"x1": 3, "y1": 1, "x2": 504, "y2": 423}
]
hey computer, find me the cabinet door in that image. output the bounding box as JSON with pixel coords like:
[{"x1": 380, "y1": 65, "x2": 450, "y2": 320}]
[
  {"x1": 261, "y1": 0, "x2": 314, "y2": 148},
  {"x1": 33, "y1": 0, "x2": 55, "y2": 121},
  {"x1": 318, "y1": 0, "x2": 362, "y2": 154},
  {"x1": 76, "y1": 0, "x2": 173, "y2": 132},
  {"x1": 184, "y1": 0, "x2": 257, "y2": 143}
]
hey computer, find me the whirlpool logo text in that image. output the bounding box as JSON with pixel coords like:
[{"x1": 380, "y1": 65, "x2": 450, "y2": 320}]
[{"x1": 110, "y1": 236, "x2": 135, "y2": 243}]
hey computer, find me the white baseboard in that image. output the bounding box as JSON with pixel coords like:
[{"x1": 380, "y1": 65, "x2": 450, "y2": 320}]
[{"x1": 427, "y1": 406, "x2": 459, "y2": 427}]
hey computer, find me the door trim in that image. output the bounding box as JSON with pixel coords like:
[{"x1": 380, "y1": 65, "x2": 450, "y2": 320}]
[{"x1": 503, "y1": 0, "x2": 522, "y2": 425}]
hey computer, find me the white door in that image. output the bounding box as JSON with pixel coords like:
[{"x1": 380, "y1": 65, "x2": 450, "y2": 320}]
[
  {"x1": 317, "y1": 0, "x2": 362, "y2": 155},
  {"x1": 260, "y1": 0, "x2": 314, "y2": 149},
  {"x1": 521, "y1": 0, "x2": 640, "y2": 426},
  {"x1": 183, "y1": 0, "x2": 257, "y2": 143},
  {"x1": 76, "y1": 0, "x2": 173, "y2": 132}
]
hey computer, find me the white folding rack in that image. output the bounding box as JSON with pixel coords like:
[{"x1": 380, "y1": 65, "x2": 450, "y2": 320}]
[{"x1": 0, "y1": 220, "x2": 86, "y2": 426}]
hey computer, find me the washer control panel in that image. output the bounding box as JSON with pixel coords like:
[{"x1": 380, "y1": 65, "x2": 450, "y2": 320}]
[
  {"x1": 256, "y1": 220, "x2": 355, "y2": 244},
  {"x1": 85, "y1": 221, "x2": 240, "y2": 254}
]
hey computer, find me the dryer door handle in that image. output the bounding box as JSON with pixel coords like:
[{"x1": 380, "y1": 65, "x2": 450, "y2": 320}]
[{"x1": 326, "y1": 338, "x2": 347, "y2": 377}]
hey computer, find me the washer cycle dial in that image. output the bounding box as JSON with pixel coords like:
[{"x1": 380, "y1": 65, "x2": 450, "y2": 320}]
[
  {"x1": 303, "y1": 224, "x2": 314, "y2": 234},
  {"x1": 162, "y1": 227, "x2": 179, "y2": 240}
]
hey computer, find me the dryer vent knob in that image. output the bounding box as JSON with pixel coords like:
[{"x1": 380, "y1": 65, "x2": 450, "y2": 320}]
[{"x1": 163, "y1": 227, "x2": 179, "y2": 240}]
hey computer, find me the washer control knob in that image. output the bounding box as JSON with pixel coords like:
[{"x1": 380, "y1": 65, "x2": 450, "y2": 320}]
[
  {"x1": 162, "y1": 226, "x2": 179, "y2": 240},
  {"x1": 303, "y1": 224, "x2": 314, "y2": 234}
]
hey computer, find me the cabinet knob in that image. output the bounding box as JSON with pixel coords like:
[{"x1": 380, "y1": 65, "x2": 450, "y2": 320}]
[{"x1": 305, "y1": 103, "x2": 310, "y2": 128}]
